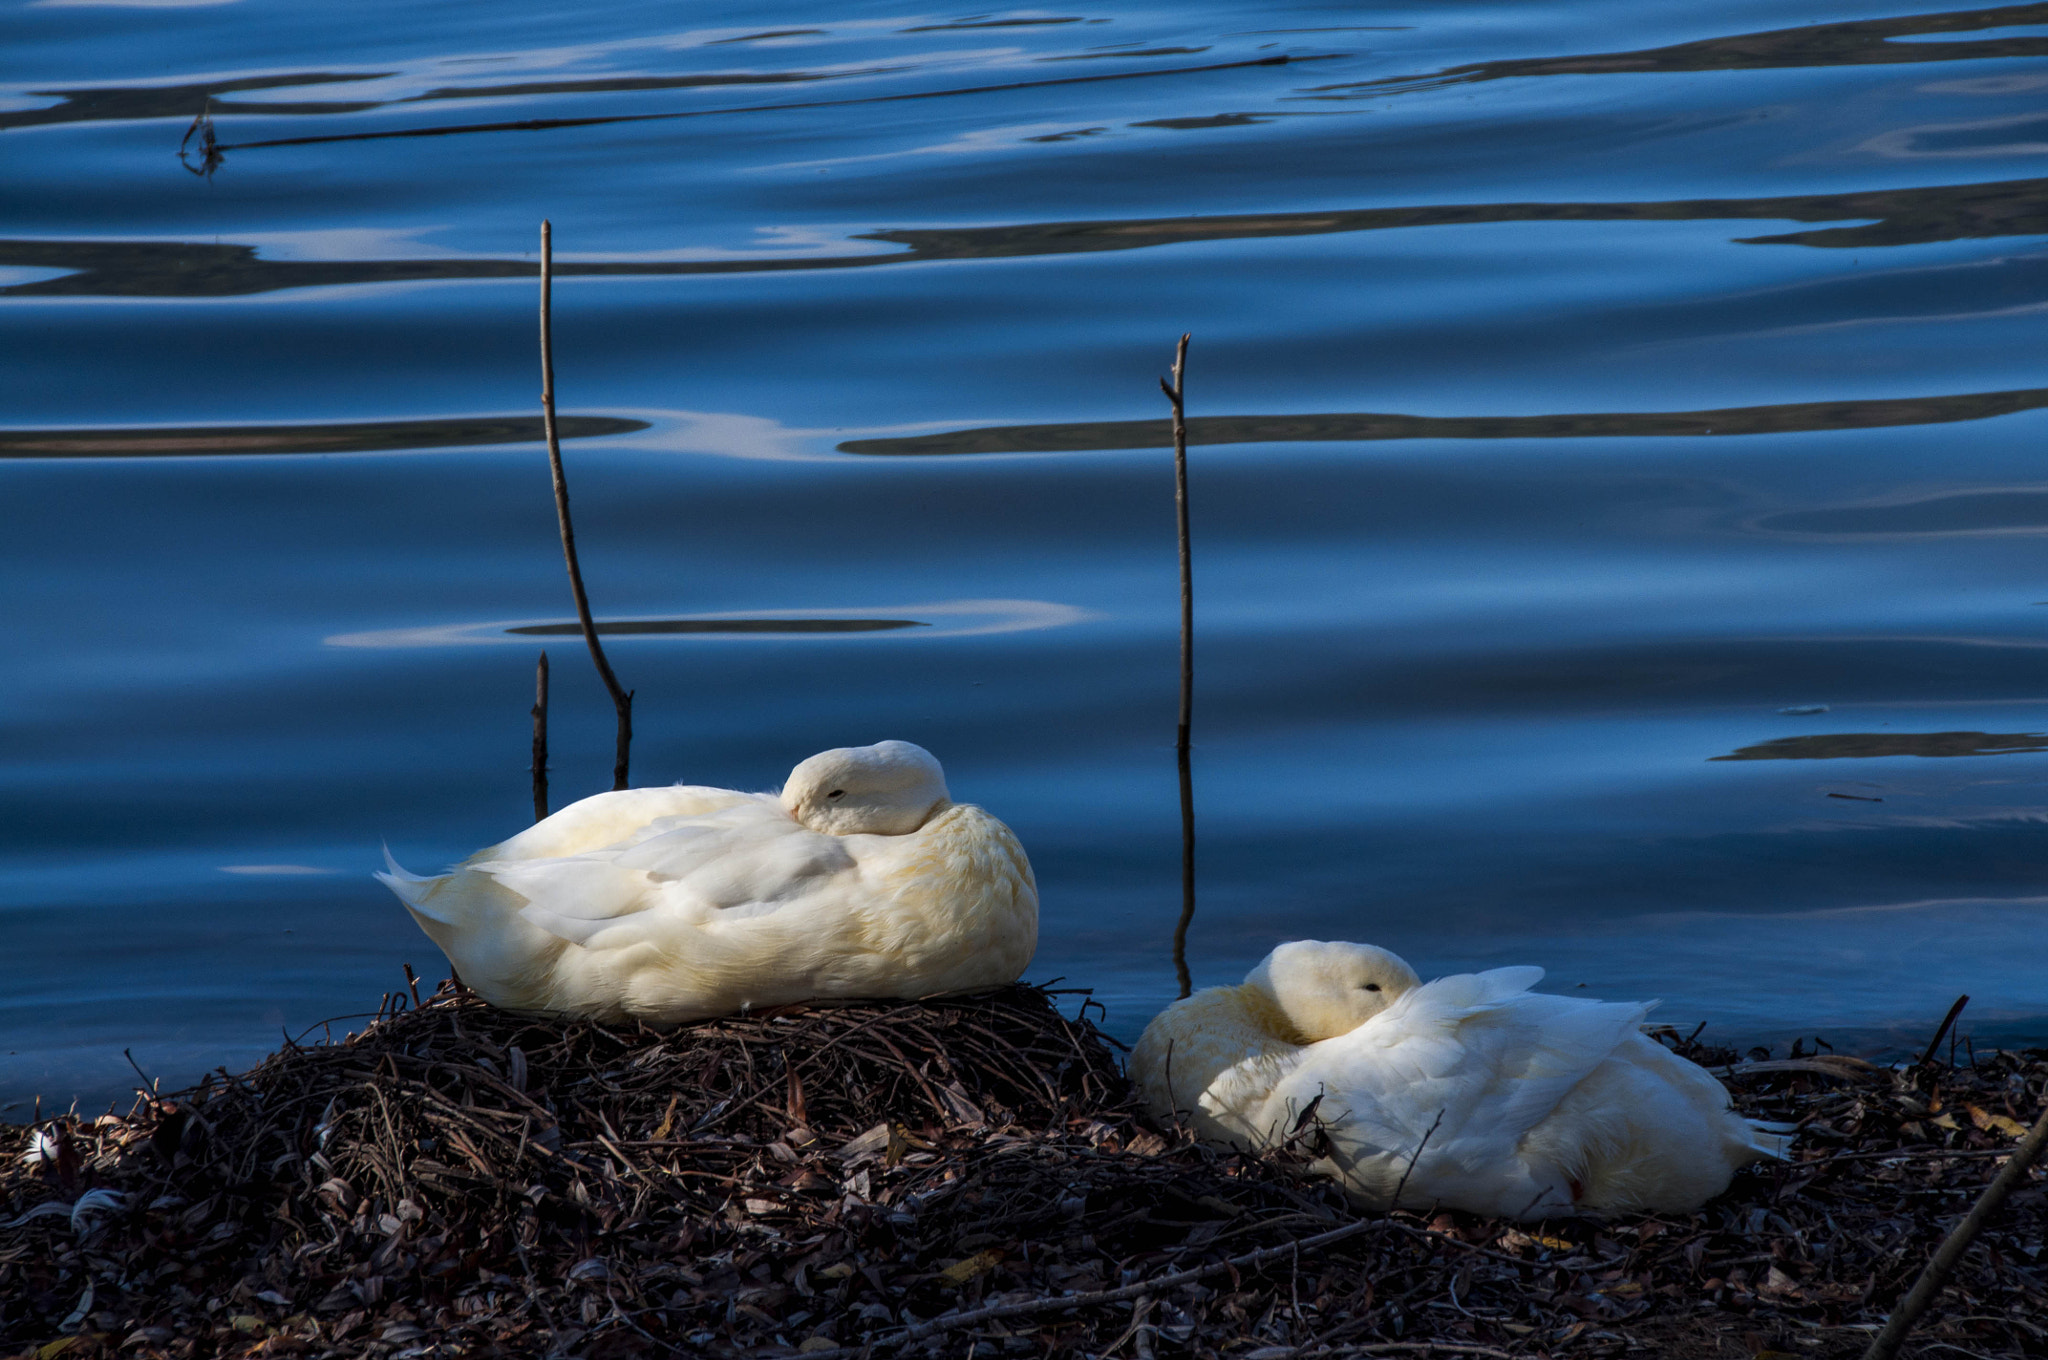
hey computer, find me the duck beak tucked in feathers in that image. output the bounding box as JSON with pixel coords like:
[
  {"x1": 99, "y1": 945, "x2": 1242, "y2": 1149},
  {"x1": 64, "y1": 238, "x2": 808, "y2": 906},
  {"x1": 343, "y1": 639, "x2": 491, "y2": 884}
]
[
  {"x1": 376, "y1": 739, "x2": 1032, "y2": 1024},
  {"x1": 780, "y1": 739, "x2": 952, "y2": 836}
]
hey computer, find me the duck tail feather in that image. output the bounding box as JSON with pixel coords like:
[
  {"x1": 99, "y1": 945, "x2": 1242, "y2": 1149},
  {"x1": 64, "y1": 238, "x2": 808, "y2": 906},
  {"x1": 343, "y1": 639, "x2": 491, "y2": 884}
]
[
  {"x1": 377, "y1": 843, "x2": 430, "y2": 885},
  {"x1": 1744, "y1": 1120, "x2": 1796, "y2": 1161},
  {"x1": 375, "y1": 845, "x2": 459, "y2": 924},
  {"x1": 1479, "y1": 965, "x2": 1546, "y2": 998},
  {"x1": 1413, "y1": 966, "x2": 1545, "y2": 1014}
]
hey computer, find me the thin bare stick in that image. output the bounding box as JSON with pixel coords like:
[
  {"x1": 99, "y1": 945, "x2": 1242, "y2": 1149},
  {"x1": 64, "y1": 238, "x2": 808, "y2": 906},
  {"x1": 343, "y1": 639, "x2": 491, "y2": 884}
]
[
  {"x1": 1161, "y1": 333, "x2": 1195, "y2": 999},
  {"x1": 530, "y1": 651, "x2": 550, "y2": 821},
  {"x1": 540, "y1": 219, "x2": 634, "y2": 791},
  {"x1": 1390, "y1": 1108, "x2": 1445, "y2": 1212},
  {"x1": 121, "y1": 1049, "x2": 161, "y2": 1109},
  {"x1": 1918, "y1": 993, "x2": 1970, "y2": 1068},
  {"x1": 1861, "y1": 1099, "x2": 2048, "y2": 1360}
]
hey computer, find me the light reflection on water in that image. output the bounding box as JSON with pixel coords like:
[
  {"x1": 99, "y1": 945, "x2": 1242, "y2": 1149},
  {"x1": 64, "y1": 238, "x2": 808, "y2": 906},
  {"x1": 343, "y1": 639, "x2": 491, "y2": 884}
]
[
  {"x1": 4, "y1": 0, "x2": 2048, "y2": 1112},
  {"x1": 325, "y1": 600, "x2": 1095, "y2": 647}
]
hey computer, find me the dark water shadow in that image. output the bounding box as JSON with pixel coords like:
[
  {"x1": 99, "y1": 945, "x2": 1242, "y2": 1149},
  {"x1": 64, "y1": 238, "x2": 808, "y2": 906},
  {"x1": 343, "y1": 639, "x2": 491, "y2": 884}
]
[
  {"x1": 1134, "y1": 112, "x2": 1277, "y2": 128},
  {"x1": 0, "y1": 62, "x2": 927, "y2": 136},
  {"x1": 707, "y1": 30, "x2": 828, "y2": 45},
  {"x1": 851, "y1": 175, "x2": 2048, "y2": 255},
  {"x1": 0, "y1": 415, "x2": 646, "y2": 460},
  {"x1": 838, "y1": 385, "x2": 2048, "y2": 456},
  {"x1": 903, "y1": 16, "x2": 1087, "y2": 30},
  {"x1": 507, "y1": 619, "x2": 924, "y2": 636},
  {"x1": 4, "y1": 46, "x2": 1307, "y2": 147},
  {"x1": 1760, "y1": 491, "x2": 2048, "y2": 536},
  {"x1": 0, "y1": 72, "x2": 389, "y2": 134},
  {"x1": 210, "y1": 54, "x2": 1316, "y2": 156},
  {"x1": 10, "y1": 173, "x2": 2042, "y2": 299},
  {"x1": 1308, "y1": 1, "x2": 2048, "y2": 98},
  {"x1": 404, "y1": 68, "x2": 877, "y2": 103},
  {"x1": 14, "y1": 5, "x2": 2038, "y2": 143},
  {"x1": 1043, "y1": 47, "x2": 1212, "y2": 62},
  {"x1": 1713, "y1": 731, "x2": 2048, "y2": 760}
]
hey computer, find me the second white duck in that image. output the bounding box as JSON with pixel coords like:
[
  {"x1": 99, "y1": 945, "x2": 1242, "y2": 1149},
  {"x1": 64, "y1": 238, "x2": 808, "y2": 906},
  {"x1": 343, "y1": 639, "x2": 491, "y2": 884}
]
[
  {"x1": 379, "y1": 741, "x2": 1037, "y2": 1023},
  {"x1": 1130, "y1": 940, "x2": 1789, "y2": 1219}
]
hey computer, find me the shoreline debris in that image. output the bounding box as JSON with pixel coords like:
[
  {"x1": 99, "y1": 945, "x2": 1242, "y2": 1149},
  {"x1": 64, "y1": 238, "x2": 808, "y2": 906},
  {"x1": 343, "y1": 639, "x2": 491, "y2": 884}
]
[{"x1": 2, "y1": 985, "x2": 2042, "y2": 1359}]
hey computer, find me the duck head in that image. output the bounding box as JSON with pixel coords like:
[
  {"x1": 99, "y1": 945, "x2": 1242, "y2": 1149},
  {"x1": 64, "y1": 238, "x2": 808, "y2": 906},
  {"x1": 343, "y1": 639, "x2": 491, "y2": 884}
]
[
  {"x1": 782, "y1": 740, "x2": 953, "y2": 835},
  {"x1": 1245, "y1": 940, "x2": 1421, "y2": 1042}
]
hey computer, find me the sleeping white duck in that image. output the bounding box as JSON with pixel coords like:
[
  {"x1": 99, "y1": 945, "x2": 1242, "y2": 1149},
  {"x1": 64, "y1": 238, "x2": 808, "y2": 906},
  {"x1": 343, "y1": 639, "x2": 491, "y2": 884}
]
[
  {"x1": 378, "y1": 740, "x2": 1037, "y2": 1022},
  {"x1": 1130, "y1": 940, "x2": 1790, "y2": 1220}
]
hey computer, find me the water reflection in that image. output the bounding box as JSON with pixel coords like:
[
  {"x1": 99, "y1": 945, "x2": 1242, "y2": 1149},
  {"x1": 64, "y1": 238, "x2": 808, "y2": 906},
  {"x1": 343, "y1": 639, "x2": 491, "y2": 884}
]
[
  {"x1": 1713, "y1": 731, "x2": 2048, "y2": 760},
  {"x1": 325, "y1": 600, "x2": 1095, "y2": 648},
  {"x1": 1760, "y1": 490, "x2": 2048, "y2": 537},
  {"x1": 507, "y1": 618, "x2": 923, "y2": 636},
  {"x1": 12, "y1": 4, "x2": 2042, "y2": 142},
  {"x1": 211, "y1": 54, "x2": 1313, "y2": 158},
  {"x1": 0, "y1": 72, "x2": 385, "y2": 133},
  {"x1": 12, "y1": 0, "x2": 2048, "y2": 1104},
  {"x1": 18, "y1": 392, "x2": 2021, "y2": 465},
  {"x1": 706, "y1": 31, "x2": 828, "y2": 45},
  {"x1": 10, "y1": 174, "x2": 2042, "y2": 299},
  {"x1": 901, "y1": 17, "x2": 1087, "y2": 31},
  {"x1": 406, "y1": 69, "x2": 863, "y2": 102},
  {"x1": 840, "y1": 386, "x2": 2048, "y2": 455},
  {"x1": 0, "y1": 415, "x2": 644, "y2": 459},
  {"x1": 1860, "y1": 110, "x2": 2048, "y2": 160},
  {"x1": 1043, "y1": 47, "x2": 1212, "y2": 62},
  {"x1": 1307, "y1": 1, "x2": 2048, "y2": 98}
]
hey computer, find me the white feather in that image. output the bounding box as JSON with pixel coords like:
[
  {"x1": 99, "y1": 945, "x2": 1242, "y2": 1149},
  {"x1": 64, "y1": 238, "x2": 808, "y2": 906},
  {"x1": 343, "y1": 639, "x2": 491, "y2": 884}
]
[
  {"x1": 1132, "y1": 940, "x2": 1789, "y2": 1221},
  {"x1": 377, "y1": 742, "x2": 1037, "y2": 1022}
]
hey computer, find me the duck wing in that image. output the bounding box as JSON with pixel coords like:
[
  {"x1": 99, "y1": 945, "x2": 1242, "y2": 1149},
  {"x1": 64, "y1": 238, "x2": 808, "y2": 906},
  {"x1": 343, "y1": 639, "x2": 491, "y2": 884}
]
[
  {"x1": 485, "y1": 784, "x2": 762, "y2": 862},
  {"x1": 1271, "y1": 968, "x2": 1651, "y2": 1180},
  {"x1": 475, "y1": 799, "x2": 856, "y2": 948}
]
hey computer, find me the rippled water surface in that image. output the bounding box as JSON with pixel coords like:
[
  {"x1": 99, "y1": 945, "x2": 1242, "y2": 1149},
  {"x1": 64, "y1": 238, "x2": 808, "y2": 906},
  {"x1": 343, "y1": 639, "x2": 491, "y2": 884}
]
[{"x1": 8, "y1": 0, "x2": 2048, "y2": 1111}]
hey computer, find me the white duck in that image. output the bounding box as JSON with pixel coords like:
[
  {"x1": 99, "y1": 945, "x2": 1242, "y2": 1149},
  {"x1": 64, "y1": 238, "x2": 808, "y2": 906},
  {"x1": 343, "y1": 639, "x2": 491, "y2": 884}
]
[
  {"x1": 1130, "y1": 940, "x2": 1790, "y2": 1219},
  {"x1": 378, "y1": 741, "x2": 1037, "y2": 1022}
]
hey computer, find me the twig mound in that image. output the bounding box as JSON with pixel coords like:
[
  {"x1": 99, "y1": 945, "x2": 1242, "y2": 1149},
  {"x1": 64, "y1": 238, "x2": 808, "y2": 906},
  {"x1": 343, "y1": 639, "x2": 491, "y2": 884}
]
[{"x1": 0, "y1": 986, "x2": 2043, "y2": 1360}]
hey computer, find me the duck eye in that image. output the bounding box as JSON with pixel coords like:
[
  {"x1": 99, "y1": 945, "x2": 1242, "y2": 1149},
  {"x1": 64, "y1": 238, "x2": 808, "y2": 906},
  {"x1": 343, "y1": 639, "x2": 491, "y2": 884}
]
[
  {"x1": 1361, "y1": 983, "x2": 1381, "y2": 992},
  {"x1": 826, "y1": 789, "x2": 845, "y2": 801}
]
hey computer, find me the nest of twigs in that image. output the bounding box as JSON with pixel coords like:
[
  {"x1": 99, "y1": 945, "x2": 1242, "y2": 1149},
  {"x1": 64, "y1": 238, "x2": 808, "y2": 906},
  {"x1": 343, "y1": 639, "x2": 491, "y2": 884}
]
[{"x1": 1, "y1": 982, "x2": 2043, "y2": 1360}]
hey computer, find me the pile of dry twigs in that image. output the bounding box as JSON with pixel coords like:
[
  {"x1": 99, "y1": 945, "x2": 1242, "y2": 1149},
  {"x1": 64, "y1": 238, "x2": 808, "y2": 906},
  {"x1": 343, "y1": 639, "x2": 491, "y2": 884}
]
[{"x1": 1, "y1": 982, "x2": 2043, "y2": 1360}]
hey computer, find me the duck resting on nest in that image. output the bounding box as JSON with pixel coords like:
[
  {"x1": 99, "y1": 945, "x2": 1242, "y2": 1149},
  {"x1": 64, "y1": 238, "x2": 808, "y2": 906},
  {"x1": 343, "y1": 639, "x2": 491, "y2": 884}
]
[
  {"x1": 378, "y1": 740, "x2": 1037, "y2": 1022},
  {"x1": 1130, "y1": 940, "x2": 1790, "y2": 1220}
]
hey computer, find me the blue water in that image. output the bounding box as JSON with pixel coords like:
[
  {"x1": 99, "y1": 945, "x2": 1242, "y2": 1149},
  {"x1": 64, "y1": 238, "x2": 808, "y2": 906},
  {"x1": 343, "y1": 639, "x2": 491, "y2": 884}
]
[{"x1": 6, "y1": 0, "x2": 2048, "y2": 1114}]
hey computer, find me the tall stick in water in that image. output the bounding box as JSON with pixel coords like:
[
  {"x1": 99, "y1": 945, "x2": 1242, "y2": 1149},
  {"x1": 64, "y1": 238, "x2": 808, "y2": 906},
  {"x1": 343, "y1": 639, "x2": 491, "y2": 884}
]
[
  {"x1": 530, "y1": 651, "x2": 550, "y2": 821},
  {"x1": 1160, "y1": 334, "x2": 1196, "y2": 999},
  {"x1": 539, "y1": 220, "x2": 633, "y2": 791}
]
